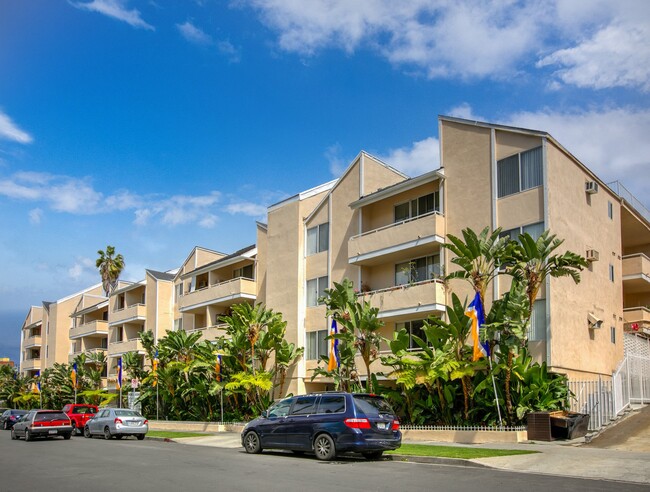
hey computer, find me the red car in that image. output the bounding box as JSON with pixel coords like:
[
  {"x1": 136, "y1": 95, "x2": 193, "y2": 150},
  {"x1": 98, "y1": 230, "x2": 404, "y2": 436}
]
[{"x1": 62, "y1": 404, "x2": 99, "y2": 435}]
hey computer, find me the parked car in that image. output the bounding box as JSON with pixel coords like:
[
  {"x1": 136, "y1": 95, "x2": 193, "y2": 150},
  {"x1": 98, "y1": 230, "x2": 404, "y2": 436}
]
[
  {"x1": 11, "y1": 410, "x2": 73, "y2": 441},
  {"x1": 84, "y1": 408, "x2": 148, "y2": 440},
  {"x1": 2, "y1": 409, "x2": 28, "y2": 430},
  {"x1": 62, "y1": 403, "x2": 99, "y2": 435},
  {"x1": 241, "y1": 392, "x2": 401, "y2": 461}
]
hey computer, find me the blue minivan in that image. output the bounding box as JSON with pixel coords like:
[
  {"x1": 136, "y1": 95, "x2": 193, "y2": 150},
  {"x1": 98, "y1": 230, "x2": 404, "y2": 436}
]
[{"x1": 241, "y1": 392, "x2": 401, "y2": 460}]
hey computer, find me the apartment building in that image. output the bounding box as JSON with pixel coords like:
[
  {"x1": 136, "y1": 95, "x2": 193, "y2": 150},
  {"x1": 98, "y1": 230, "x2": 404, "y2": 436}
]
[
  {"x1": 257, "y1": 116, "x2": 650, "y2": 395},
  {"x1": 174, "y1": 245, "x2": 257, "y2": 342},
  {"x1": 20, "y1": 284, "x2": 105, "y2": 377},
  {"x1": 106, "y1": 270, "x2": 175, "y2": 389},
  {"x1": 18, "y1": 115, "x2": 649, "y2": 397}
]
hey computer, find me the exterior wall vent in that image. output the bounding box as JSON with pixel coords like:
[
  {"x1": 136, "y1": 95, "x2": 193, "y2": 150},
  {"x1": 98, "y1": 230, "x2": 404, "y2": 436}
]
[
  {"x1": 585, "y1": 181, "x2": 599, "y2": 194},
  {"x1": 586, "y1": 249, "x2": 599, "y2": 262},
  {"x1": 588, "y1": 312, "x2": 603, "y2": 329}
]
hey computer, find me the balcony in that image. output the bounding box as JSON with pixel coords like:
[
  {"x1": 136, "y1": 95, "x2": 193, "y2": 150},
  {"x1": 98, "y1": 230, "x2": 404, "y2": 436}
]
[
  {"x1": 186, "y1": 323, "x2": 229, "y2": 342},
  {"x1": 180, "y1": 278, "x2": 257, "y2": 312},
  {"x1": 22, "y1": 358, "x2": 41, "y2": 371},
  {"x1": 23, "y1": 336, "x2": 42, "y2": 349},
  {"x1": 110, "y1": 304, "x2": 147, "y2": 325},
  {"x1": 622, "y1": 254, "x2": 650, "y2": 294},
  {"x1": 359, "y1": 279, "x2": 446, "y2": 321},
  {"x1": 624, "y1": 307, "x2": 650, "y2": 334},
  {"x1": 69, "y1": 347, "x2": 107, "y2": 363},
  {"x1": 348, "y1": 212, "x2": 445, "y2": 266},
  {"x1": 108, "y1": 338, "x2": 144, "y2": 356},
  {"x1": 70, "y1": 320, "x2": 109, "y2": 339}
]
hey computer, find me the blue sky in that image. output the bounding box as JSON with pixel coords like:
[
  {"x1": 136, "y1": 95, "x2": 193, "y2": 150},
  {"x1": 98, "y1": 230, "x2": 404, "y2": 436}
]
[{"x1": 1, "y1": 0, "x2": 649, "y2": 363}]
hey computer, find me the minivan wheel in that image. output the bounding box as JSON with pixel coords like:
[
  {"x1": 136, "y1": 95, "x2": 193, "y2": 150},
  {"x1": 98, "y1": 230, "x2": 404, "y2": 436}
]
[
  {"x1": 362, "y1": 451, "x2": 384, "y2": 460},
  {"x1": 243, "y1": 431, "x2": 262, "y2": 454},
  {"x1": 314, "y1": 434, "x2": 336, "y2": 461},
  {"x1": 103, "y1": 427, "x2": 112, "y2": 440}
]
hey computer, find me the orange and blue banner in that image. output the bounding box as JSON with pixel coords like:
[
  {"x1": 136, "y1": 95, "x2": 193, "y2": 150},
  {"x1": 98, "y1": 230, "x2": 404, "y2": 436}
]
[
  {"x1": 152, "y1": 349, "x2": 159, "y2": 387},
  {"x1": 71, "y1": 363, "x2": 77, "y2": 389},
  {"x1": 116, "y1": 357, "x2": 123, "y2": 390},
  {"x1": 215, "y1": 354, "x2": 222, "y2": 382},
  {"x1": 327, "y1": 319, "x2": 340, "y2": 371},
  {"x1": 33, "y1": 370, "x2": 41, "y2": 393},
  {"x1": 465, "y1": 292, "x2": 489, "y2": 361}
]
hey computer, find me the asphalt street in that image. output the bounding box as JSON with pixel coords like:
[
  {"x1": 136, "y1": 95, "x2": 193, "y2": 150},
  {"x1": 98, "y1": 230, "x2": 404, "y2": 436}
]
[{"x1": 1, "y1": 432, "x2": 646, "y2": 492}]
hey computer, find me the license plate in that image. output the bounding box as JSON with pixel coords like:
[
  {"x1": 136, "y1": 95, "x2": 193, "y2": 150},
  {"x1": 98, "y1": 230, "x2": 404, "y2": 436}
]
[
  {"x1": 48, "y1": 430, "x2": 57, "y2": 434},
  {"x1": 377, "y1": 422, "x2": 387, "y2": 430},
  {"x1": 127, "y1": 421, "x2": 139, "y2": 426}
]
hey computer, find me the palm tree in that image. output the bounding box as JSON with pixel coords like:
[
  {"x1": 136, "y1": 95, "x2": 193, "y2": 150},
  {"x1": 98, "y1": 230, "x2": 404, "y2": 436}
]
[{"x1": 96, "y1": 245, "x2": 125, "y2": 296}]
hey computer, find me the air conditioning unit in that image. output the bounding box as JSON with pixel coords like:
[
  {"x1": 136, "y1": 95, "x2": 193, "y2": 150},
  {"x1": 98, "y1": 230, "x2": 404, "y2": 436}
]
[
  {"x1": 585, "y1": 249, "x2": 599, "y2": 262},
  {"x1": 585, "y1": 181, "x2": 599, "y2": 194}
]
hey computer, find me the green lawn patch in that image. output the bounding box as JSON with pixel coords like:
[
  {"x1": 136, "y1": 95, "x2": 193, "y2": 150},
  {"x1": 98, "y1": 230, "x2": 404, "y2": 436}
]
[
  {"x1": 147, "y1": 431, "x2": 212, "y2": 439},
  {"x1": 387, "y1": 444, "x2": 539, "y2": 459}
]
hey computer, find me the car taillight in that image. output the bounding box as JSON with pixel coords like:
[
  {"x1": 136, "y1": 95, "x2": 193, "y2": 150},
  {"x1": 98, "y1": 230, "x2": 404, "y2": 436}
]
[
  {"x1": 9, "y1": 416, "x2": 16, "y2": 421},
  {"x1": 392, "y1": 420, "x2": 400, "y2": 431},
  {"x1": 344, "y1": 418, "x2": 371, "y2": 429},
  {"x1": 114, "y1": 418, "x2": 123, "y2": 425},
  {"x1": 143, "y1": 419, "x2": 148, "y2": 425}
]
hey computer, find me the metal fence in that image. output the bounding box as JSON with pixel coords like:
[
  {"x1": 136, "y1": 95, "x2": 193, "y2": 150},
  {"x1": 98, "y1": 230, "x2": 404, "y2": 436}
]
[{"x1": 569, "y1": 344, "x2": 650, "y2": 431}]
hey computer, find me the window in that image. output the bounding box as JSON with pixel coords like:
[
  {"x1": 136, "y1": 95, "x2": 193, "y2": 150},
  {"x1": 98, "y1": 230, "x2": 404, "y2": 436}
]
[
  {"x1": 611, "y1": 326, "x2": 616, "y2": 344},
  {"x1": 394, "y1": 192, "x2": 439, "y2": 222},
  {"x1": 174, "y1": 318, "x2": 183, "y2": 331},
  {"x1": 116, "y1": 327, "x2": 123, "y2": 342},
  {"x1": 500, "y1": 222, "x2": 544, "y2": 242},
  {"x1": 608, "y1": 201, "x2": 613, "y2": 220},
  {"x1": 395, "y1": 255, "x2": 441, "y2": 285},
  {"x1": 233, "y1": 264, "x2": 254, "y2": 279},
  {"x1": 306, "y1": 329, "x2": 329, "y2": 360},
  {"x1": 396, "y1": 320, "x2": 427, "y2": 349},
  {"x1": 267, "y1": 399, "x2": 292, "y2": 418},
  {"x1": 527, "y1": 300, "x2": 547, "y2": 341},
  {"x1": 307, "y1": 223, "x2": 329, "y2": 255},
  {"x1": 306, "y1": 276, "x2": 328, "y2": 307},
  {"x1": 318, "y1": 395, "x2": 345, "y2": 414},
  {"x1": 46, "y1": 346, "x2": 48, "y2": 358},
  {"x1": 609, "y1": 264, "x2": 614, "y2": 282},
  {"x1": 290, "y1": 396, "x2": 318, "y2": 415},
  {"x1": 497, "y1": 146, "x2": 543, "y2": 198}
]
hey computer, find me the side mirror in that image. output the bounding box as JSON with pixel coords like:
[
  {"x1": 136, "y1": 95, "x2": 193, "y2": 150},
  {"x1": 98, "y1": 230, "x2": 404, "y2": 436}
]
[{"x1": 262, "y1": 410, "x2": 269, "y2": 419}]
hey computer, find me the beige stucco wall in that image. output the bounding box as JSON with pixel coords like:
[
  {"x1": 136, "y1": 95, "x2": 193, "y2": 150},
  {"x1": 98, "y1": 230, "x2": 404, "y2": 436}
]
[
  {"x1": 256, "y1": 225, "x2": 268, "y2": 304},
  {"x1": 497, "y1": 187, "x2": 544, "y2": 231},
  {"x1": 441, "y1": 120, "x2": 494, "y2": 306},
  {"x1": 362, "y1": 154, "x2": 406, "y2": 195},
  {"x1": 546, "y1": 141, "x2": 624, "y2": 376}
]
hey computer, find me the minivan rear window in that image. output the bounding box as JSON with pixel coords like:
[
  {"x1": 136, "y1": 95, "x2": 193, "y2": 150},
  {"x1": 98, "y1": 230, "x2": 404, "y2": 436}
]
[{"x1": 353, "y1": 396, "x2": 394, "y2": 417}]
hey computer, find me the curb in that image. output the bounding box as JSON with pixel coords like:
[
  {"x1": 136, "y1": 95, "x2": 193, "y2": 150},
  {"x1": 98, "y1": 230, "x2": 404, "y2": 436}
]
[{"x1": 387, "y1": 454, "x2": 487, "y2": 468}]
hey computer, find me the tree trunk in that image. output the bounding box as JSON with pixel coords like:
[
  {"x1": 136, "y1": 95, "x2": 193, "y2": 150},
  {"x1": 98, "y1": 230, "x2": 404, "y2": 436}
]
[
  {"x1": 504, "y1": 350, "x2": 514, "y2": 424},
  {"x1": 461, "y1": 376, "x2": 470, "y2": 421}
]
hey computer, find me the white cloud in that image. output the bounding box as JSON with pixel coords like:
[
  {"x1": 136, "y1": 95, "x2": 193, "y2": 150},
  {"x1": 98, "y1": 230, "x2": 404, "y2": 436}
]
[
  {"x1": 133, "y1": 191, "x2": 222, "y2": 227},
  {"x1": 448, "y1": 102, "x2": 484, "y2": 121},
  {"x1": 0, "y1": 110, "x2": 33, "y2": 144},
  {"x1": 28, "y1": 208, "x2": 43, "y2": 225},
  {"x1": 68, "y1": 257, "x2": 96, "y2": 281},
  {"x1": 176, "y1": 21, "x2": 242, "y2": 62},
  {"x1": 72, "y1": 0, "x2": 154, "y2": 31},
  {"x1": 226, "y1": 202, "x2": 267, "y2": 217},
  {"x1": 244, "y1": 0, "x2": 650, "y2": 90},
  {"x1": 177, "y1": 21, "x2": 213, "y2": 45},
  {"x1": 538, "y1": 17, "x2": 650, "y2": 91},
  {"x1": 379, "y1": 137, "x2": 440, "y2": 177},
  {"x1": 325, "y1": 143, "x2": 346, "y2": 176}
]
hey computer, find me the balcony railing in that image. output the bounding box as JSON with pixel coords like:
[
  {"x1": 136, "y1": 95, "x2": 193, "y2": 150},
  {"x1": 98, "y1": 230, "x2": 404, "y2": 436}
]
[
  {"x1": 180, "y1": 277, "x2": 257, "y2": 311},
  {"x1": 110, "y1": 304, "x2": 147, "y2": 324},
  {"x1": 622, "y1": 254, "x2": 650, "y2": 278},
  {"x1": 23, "y1": 335, "x2": 42, "y2": 348},
  {"x1": 70, "y1": 320, "x2": 109, "y2": 339},
  {"x1": 187, "y1": 323, "x2": 229, "y2": 341},
  {"x1": 348, "y1": 212, "x2": 445, "y2": 265},
  {"x1": 623, "y1": 306, "x2": 650, "y2": 328},
  {"x1": 21, "y1": 358, "x2": 41, "y2": 370},
  {"x1": 108, "y1": 338, "x2": 144, "y2": 356},
  {"x1": 359, "y1": 279, "x2": 446, "y2": 320},
  {"x1": 608, "y1": 181, "x2": 650, "y2": 224}
]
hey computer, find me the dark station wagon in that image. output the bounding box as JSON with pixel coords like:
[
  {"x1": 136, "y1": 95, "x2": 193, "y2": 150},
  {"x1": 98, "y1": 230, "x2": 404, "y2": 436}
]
[{"x1": 241, "y1": 392, "x2": 401, "y2": 460}]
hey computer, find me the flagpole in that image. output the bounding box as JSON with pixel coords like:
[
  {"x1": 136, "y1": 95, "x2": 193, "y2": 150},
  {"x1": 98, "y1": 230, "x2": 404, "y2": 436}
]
[
  {"x1": 488, "y1": 356, "x2": 503, "y2": 426},
  {"x1": 156, "y1": 385, "x2": 159, "y2": 421}
]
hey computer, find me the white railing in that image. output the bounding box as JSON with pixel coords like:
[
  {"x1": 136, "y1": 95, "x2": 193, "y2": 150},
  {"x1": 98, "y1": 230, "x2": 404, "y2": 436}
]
[
  {"x1": 349, "y1": 210, "x2": 443, "y2": 241},
  {"x1": 186, "y1": 323, "x2": 229, "y2": 334},
  {"x1": 568, "y1": 379, "x2": 616, "y2": 431},
  {"x1": 186, "y1": 277, "x2": 254, "y2": 295},
  {"x1": 607, "y1": 181, "x2": 650, "y2": 223},
  {"x1": 359, "y1": 278, "x2": 444, "y2": 297}
]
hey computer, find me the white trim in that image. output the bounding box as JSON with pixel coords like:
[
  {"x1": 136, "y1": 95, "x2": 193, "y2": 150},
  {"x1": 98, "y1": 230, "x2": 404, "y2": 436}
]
[
  {"x1": 54, "y1": 282, "x2": 103, "y2": 304},
  {"x1": 268, "y1": 180, "x2": 337, "y2": 213},
  {"x1": 349, "y1": 169, "x2": 443, "y2": 209},
  {"x1": 154, "y1": 277, "x2": 159, "y2": 341},
  {"x1": 348, "y1": 234, "x2": 445, "y2": 264},
  {"x1": 623, "y1": 273, "x2": 650, "y2": 283},
  {"x1": 491, "y1": 128, "x2": 499, "y2": 302},
  {"x1": 108, "y1": 315, "x2": 146, "y2": 327},
  {"x1": 179, "y1": 293, "x2": 256, "y2": 313},
  {"x1": 377, "y1": 303, "x2": 447, "y2": 319},
  {"x1": 542, "y1": 137, "x2": 551, "y2": 366}
]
